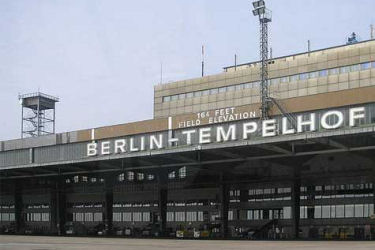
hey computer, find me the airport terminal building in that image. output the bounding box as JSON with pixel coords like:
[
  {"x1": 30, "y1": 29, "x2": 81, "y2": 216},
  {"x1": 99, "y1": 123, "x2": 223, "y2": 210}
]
[{"x1": 1, "y1": 40, "x2": 375, "y2": 240}]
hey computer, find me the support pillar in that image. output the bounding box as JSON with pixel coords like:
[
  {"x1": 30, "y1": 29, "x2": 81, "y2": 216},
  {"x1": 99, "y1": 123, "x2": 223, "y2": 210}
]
[
  {"x1": 14, "y1": 180, "x2": 24, "y2": 234},
  {"x1": 219, "y1": 174, "x2": 229, "y2": 238},
  {"x1": 51, "y1": 176, "x2": 66, "y2": 236},
  {"x1": 157, "y1": 171, "x2": 168, "y2": 237},
  {"x1": 291, "y1": 168, "x2": 301, "y2": 239},
  {"x1": 104, "y1": 175, "x2": 114, "y2": 235}
]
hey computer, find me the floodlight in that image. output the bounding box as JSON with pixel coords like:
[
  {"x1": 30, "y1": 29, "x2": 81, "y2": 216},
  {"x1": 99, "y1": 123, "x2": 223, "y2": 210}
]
[
  {"x1": 252, "y1": 7, "x2": 265, "y2": 16},
  {"x1": 252, "y1": 0, "x2": 265, "y2": 9}
]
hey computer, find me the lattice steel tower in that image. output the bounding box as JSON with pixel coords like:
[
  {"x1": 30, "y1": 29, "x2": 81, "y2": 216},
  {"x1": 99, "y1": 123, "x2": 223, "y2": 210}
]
[
  {"x1": 252, "y1": 0, "x2": 272, "y2": 119},
  {"x1": 19, "y1": 92, "x2": 59, "y2": 138}
]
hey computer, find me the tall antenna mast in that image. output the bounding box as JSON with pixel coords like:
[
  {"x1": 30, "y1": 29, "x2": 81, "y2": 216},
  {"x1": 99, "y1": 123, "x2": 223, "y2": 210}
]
[
  {"x1": 371, "y1": 24, "x2": 374, "y2": 39},
  {"x1": 252, "y1": 0, "x2": 272, "y2": 120},
  {"x1": 201, "y1": 45, "x2": 205, "y2": 77}
]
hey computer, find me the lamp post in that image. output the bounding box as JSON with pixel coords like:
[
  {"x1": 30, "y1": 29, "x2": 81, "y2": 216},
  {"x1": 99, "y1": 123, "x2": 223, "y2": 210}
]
[{"x1": 252, "y1": 0, "x2": 272, "y2": 120}]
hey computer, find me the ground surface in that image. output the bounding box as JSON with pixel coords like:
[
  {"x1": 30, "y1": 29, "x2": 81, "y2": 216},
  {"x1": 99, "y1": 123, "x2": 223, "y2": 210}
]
[{"x1": 1, "y1": 236, "x2": 375, "y2": 250}]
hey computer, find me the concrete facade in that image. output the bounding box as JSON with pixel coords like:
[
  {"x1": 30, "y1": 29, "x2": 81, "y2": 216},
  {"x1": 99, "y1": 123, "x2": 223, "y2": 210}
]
[{"x1": 154, "y1": 40, "x2": 375, "y2": 118}]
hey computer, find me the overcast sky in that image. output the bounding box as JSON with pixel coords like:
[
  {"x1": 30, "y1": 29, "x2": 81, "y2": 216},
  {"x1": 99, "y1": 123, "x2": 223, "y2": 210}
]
[{"x1": 0, "y1": 0, "x2": 374, "y2": 141}]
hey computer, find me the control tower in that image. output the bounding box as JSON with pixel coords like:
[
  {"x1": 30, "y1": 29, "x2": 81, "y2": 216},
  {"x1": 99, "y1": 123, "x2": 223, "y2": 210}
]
[{"x1": 18, "y1": 92, "x2": 59, "y2": 138}]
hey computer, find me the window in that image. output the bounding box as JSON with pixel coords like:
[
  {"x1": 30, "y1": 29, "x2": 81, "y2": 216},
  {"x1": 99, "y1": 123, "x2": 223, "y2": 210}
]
[
  {"x1": 118, "y1": 173, "x2": 125, "y2": 182},
  {"x1": 127, "y1": 171, "x2": 134, "y2": 181},
  {"x1": 218, "y1": 87, "x2": 226, "y2": 93},
  {"x1": 194, "y1": 91, "x2": 202, "y2": 97},
  {"x1": 329, "y1": 68, "x2": 339, "y2": 75},
  {"x1": 314, "y1": 206, "x2": 321, "y2": 218},
  {"x1": 186, "y1": 92, "x2": 194, "y2": 98},
  {"x1": 210, "y1": 88, "x2": 218, "y2": 94},
  {"x1": 355, "y1": 204, "x2": 364, "y2": 218},
  {"x1": 350, "y1": 64, "x2": 360, "y2": 72},
  {"x1": 84, "y1": 212, "x2": 93, "y2": 222},
  {"x1": 133, "y1": 212, "x2": 142, "y2": 222},
  {"x1": 113, "y1": 212, "x2": 122, "y2": 222},
  {"x1": 175, "y1": 211, "x2": 185, "y2": 222},
  {"x1": 171, "y1": 95, "x2": 178, "y2": 101},
  {"x1": 137, "y1": 173, "x2": 144, "y2": 181},
  {"x1": 280, "y1": 76, "x2": 289, "y2": 83},
  {"x1": 178, "y1": 93, "x2": 186, "y2": 100},
  {"x1": 319, "y1": 69, "x2": 328, "y2": 77},
  {"x1": 186, "y1": 211, "x2": 197, "y2": 222},
  {"x1": 283, "y1": 207, "x2": 291, "y2": 219},
  {"x1": 290, "y1": 75, "x2": 299, "y2": 81},
  {"x1": 372, "y1": 62, "x2": 375, "y2": 68},
  {"x1": 143, "y1": 212, "x2": 150, "y2": 222},
  {"x1": 361, "y1": 62, "x2": 371, "y2": 70},
  {"x1": 94, "y1": 212, "x2": 102, "y2": 222},
  {"x1": 322, "y1": 206, "x2": 330, "y2": 218},
  {"x1": 300, "y1": 73, "x2": 309, "y2": 80},
  {"x1": 227, "y1": 85, "x2": 235, "y2": 92},
  {"x1": 179, "y1": 167, "x2": 187, "y2": 178},
  {"x1": 41, "y1": 213, "x2": 50, "y2": 222},
  {"x1": 243, "y1": 83, "x2": 252, "y2": 89},
  {"x1": 345, "y1": 204, "x2": 354, "y2": 218},
  {"x1": 271, "y1": 78, "x2": 280, "y2": 85},
  {"x1": 202, "y1": 90, "x2": 209, "y2": 96},
  {"x1": 167, "y1": 212, "x2": 174, "y2": 222},
  {"x1": 235, "y1": 84, "x2": 243, "y2": 90},
  {"x1": 309, "y1": 71, "x2": 318, "y2": 78},
  {"x1": 228, "y1": 210, "x2": 233, "y2": 221},
  {"x1": 168, "y1": 171, "x2": 176, "y2": 179},
  {"x1": 163, "y1": 96, "x2": 170, "y2": 102},
  {"x1": 123, "y1": 212, "x2": 132, "y2": 222},
  {"x1": 340, "y1": 66, "x2": 351, "y2": 73},
  {"x1": 198, "y1": 211, "x2": 204, "y2": 221}
]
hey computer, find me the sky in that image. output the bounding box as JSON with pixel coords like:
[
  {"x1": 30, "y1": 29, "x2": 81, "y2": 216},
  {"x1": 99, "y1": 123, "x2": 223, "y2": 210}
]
[{"x1": 0, "y1": 0, "x2": 374, "y2": 141}]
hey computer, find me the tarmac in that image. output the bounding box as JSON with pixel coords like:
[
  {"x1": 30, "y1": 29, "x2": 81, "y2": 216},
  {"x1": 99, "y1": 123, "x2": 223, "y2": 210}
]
[{"x1": 1, "y1": 236, "x2": 375, "y2": 250}]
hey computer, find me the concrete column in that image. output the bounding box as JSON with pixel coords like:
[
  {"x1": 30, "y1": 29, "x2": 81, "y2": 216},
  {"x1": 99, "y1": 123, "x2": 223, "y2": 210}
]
[
  {"x1": 14, "y1": 180, "x2": 24, "y2": 234},
  {"x1": 104, "y1": 175, "x2": 114, "y2": 235},
  {"x1": 219, "y1": 173, "x2": 229, "y2": 238},
  {"x1": 291, "y1": 168, "x2": 301, "y2": 239},
  {"x1": 157, "y1": 171, "x2": 168, "y2": 237},
  {"x1": 51, "y1": 177, "x2": 66, "y2": 236}
]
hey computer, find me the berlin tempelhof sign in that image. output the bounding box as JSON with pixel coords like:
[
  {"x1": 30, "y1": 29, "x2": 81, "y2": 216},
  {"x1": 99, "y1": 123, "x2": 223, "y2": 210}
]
[{"x1": 87, "y1": 106, "x2": 366, "y2": 157}]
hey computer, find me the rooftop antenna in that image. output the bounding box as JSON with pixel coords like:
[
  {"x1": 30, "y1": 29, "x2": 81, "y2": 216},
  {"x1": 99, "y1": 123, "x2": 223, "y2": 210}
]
[
  {"x1": 371, "y1": 24, "x2": 374, "y2": 39},
  {"x1": 252, "y1": 0, "x2": 272, "y2": 120},
  {"x1": 19, "y1": 92, "x2": 59, "y2": 138},
  {"x1": 160, "y1": 62, "x2": 163, "y2": 85},
  {"x1": 201, "y1": 45, "x2": 205, "y2": 77},
  {"x1": 234, "y1": 54, "x2": 237, "y2": 71},
  {"x1": 307, "y1": 40, "x2": 311, "y2": 52},
  {"x1": 270, "y1": 47, "x2": 273, "y2": 59}
]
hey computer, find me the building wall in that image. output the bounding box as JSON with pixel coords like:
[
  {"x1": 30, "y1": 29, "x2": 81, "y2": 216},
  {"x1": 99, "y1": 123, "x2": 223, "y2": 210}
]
[{"x1": 154, "y1": 40, "x2": 375, "y2": 118}]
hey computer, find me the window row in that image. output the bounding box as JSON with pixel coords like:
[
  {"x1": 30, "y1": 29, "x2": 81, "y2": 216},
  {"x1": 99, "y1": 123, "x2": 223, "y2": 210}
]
[
  {"x1": 167, "y1": 211, "x2": 204, "y2": 222},
  {"x1": 26, "y1": 204, "x2": 50, "y2": 209},
  {"x1": 248, "y1": 187, "x2": 291, "y2": 196},
  {"x1": 162, "y1": 61, "x2": 375, "y2": 103},
  {"x1": 246, "y1": 207, "x2": 292, "y2": 220},
  {"x1": 300, "y1": 204, "x2": 374, "y2": 219},
  {"x1": 0, "y1": 213, "x2": 15, "y2": 222},
  {"x1": 26, "y1": 212, "x2": 50, "y2": 222},
  {"x1": 314, "y1": 183, "x2": 373, "y2": 192},
  {"x1": 113, "y1": 203, "x2": 156, "y2": 208},
  {"x1": 118, "y1": 172, "x2": 155, "y2": 182},
  {"x1": 66, "y1": 176, "x2": 105, "y2": 184},
  {"x1": 73, "y1": 212, "x2": 103, "y2": 222},
  {"x1": 113, "y1": 212, "x2": 151, "y2": 222}
]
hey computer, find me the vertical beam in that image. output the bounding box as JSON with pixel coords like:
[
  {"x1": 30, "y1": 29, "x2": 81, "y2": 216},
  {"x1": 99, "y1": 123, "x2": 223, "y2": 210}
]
[
  {"x1": 14, "y1": 180, "x2": 24, "y2": 233},
  {"x1": 51, "y1": 176, "x2": 66, "y2": 235},
  {"x1": 104, "y1": 175, "x2": 114, "y2": 235},
  {"x1": 291, "y1": 167, "x2": 301, "y2": 239},
  {"x1": 220, "y1": 173, "x2": 229, "y2": 238},
  {"x1": 157, "y1": 171, "x2": 168, "y2": 237}
]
